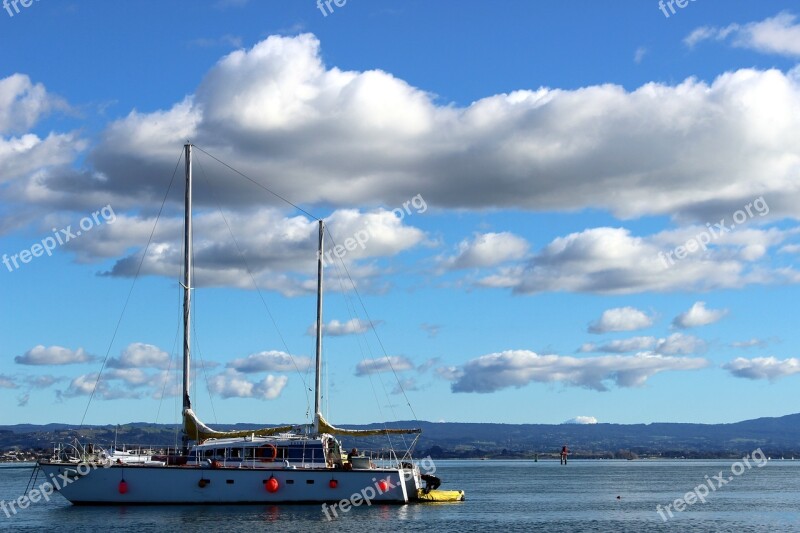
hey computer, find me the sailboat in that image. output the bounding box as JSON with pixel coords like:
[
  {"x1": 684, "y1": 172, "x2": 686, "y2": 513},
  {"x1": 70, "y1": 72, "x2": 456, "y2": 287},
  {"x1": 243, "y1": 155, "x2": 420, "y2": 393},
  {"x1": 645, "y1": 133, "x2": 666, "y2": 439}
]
[{"x1": 38, "y1": 144, "x2": 464, "y2": 505}]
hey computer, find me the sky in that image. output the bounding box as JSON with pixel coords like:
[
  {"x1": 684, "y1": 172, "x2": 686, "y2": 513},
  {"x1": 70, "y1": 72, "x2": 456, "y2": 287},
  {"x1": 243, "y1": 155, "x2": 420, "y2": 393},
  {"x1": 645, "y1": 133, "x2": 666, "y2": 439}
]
[{"x1": 1, "y1": 0, "x2": 800, "y2": 429}]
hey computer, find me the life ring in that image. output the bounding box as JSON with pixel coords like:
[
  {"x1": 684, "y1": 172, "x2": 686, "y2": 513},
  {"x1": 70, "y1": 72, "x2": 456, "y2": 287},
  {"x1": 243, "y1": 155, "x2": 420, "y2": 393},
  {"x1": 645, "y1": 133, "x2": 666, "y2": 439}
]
[{"x1": 256, "y1": 444, "x2": 278, "y2": 462}]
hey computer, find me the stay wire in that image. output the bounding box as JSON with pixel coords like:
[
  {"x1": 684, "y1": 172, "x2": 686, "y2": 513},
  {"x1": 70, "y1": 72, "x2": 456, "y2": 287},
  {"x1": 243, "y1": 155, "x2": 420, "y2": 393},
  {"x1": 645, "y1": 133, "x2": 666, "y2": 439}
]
[
  {"x1": 78, "y1": 148, "x2": 183, "y2": 430},
  {"x1": 194, "y1": 153, "x2": 312, "y2": 418}
]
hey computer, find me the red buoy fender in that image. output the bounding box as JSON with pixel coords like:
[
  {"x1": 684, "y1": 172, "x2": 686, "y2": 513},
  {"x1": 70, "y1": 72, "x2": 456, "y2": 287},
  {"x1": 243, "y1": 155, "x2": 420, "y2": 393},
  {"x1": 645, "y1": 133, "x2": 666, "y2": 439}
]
[
  {"x1": 377, "y1": 480, "x2": 388, "y2": 492},
  {"x1": 329, "y1": 479, "x2": 338, "y2": 489},
  {"x1": 118, "y1": 480, "x2": 128, "y2": 494},
  {"x1": 265, "y1": 477, "x2": 279, "y2": 493}
]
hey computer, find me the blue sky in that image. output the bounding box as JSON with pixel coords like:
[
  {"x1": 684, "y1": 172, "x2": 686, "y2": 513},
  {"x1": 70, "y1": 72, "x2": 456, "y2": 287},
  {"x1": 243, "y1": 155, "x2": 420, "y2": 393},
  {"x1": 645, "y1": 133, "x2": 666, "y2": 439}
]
[{"x1": 2, "y1": 0, "x2": 800, "y2": 428}]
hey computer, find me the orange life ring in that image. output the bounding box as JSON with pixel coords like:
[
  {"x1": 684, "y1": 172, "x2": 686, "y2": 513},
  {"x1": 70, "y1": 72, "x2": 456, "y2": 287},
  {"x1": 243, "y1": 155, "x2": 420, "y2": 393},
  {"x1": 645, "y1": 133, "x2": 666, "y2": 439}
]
[{"x1": 256, "y1": 444, "x2": 278, "y2": 462}]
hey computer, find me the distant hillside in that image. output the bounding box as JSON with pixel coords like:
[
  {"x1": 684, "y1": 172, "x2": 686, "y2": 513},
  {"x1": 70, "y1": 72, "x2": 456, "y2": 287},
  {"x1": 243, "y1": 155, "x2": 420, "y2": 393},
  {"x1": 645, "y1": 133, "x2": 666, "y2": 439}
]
[{"x1": 2, "y1": 413, "x2": 799, "y2": 459}]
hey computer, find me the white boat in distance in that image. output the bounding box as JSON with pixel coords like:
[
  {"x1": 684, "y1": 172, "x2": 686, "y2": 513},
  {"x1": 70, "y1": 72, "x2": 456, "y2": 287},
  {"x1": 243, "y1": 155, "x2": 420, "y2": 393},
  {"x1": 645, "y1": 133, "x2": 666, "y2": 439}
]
[{"x1": 38, "y1": 144, "x2": 462, "y2": 505}]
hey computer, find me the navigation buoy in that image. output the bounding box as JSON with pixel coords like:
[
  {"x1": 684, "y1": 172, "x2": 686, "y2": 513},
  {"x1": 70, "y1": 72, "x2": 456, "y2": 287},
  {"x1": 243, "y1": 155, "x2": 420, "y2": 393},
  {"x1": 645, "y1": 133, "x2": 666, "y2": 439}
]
[
  {"x1": 118, "y1": 480, "x2": 128, "y2": 494},
  {"x1": 329, "y1": 479, "x2": 338, "y2": 489},
  {"x1": 265, "y1": 477, "x2": 280, "y2": 493},
  {"x1": 378, "y1": 480, "x2": 388, "y2": 492}
]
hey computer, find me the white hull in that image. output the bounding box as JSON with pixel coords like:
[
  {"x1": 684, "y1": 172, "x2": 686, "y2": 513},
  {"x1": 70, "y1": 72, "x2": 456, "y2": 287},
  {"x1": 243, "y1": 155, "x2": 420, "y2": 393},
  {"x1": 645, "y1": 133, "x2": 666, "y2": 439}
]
[{"x1": 38, "y1": 463, "x2": 419, "y2": 505}]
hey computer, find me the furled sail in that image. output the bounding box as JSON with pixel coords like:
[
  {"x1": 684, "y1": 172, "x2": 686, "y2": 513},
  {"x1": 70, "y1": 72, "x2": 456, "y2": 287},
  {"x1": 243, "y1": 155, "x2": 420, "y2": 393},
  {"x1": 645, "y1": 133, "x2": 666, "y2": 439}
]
[
  {"x1": 183, "y1": 408, "x2": 298, "y2": 442},
  {"x1": 315, "y1": 413, "x2": 421, "y2": 436}
]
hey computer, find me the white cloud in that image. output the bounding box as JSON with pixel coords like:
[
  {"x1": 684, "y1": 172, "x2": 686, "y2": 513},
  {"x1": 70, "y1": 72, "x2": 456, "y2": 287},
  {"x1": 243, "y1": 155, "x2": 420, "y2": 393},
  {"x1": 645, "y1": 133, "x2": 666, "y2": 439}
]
[
  {"x1": 580, "y1": 336, "x2": 657, "y2": 353},
  {"x1": 563, "y1": 416, "x2": 598, "y2": 425},
  {"x1": 588, "y1": 306, "x2": 653, "y2": 334},
  {"x1": 580, "y1": 333, "x2": 705, "y2": 355},
  {"x1": 730, "y1": 338, "x2": 768, "y2": 349},
  {"x1": 392, "y1": 377, "x2": 421, "y2": 395},
  {"x1": 723, "y1": 356, "x2": 800, "y2": 381},
  {"x1": 82, "y1": 207, "x2": 425, "y2": 297},
  {"x1": 478, "y1": 226, "x2": 795, "y2": 296},
  {"x1": 21, "y1": 33, "x2": 800, "y2": 228},
  {"x1": 672, "y1": 301, "x2": 728, "y2": 329},
  {"x1": 685, "y1": 12, "x2": 800, "y2": 57},
  {"x1": 0, "y1": 375, "x2": 18, "y2": 389},
  {"x1": 15, "y1": 345, "x2": 94, "y2": 366},
  {"x1": 435, "y1": 366, "x2": 463, "y2": 381},
  {"x1": 227, "y1": 351, "x2": 311, "y2": 373},
  {"x1": 308, "y1": 318, "x2": 375, "y2": 337},
  {"x1": 62, "y1": 373, "x2": 141, "y2": 400},
  {"x1": 355, "y1": 356, "x2": 414, "y2": 376},
  {"x1": 0, "y1": 74, "x2": 67, "y2": 134},
  {"x1": 24, "y1": 375, "x2": 62, "y2": 389},
  {"x1": 441, "y1": 232, "x2": 529, "y2": 270},
  {"x1": 207, "y1": 370, "x2": 288, "y2": 399},
  {"x1": 108, "y1": 343, "x2": 171, "y2": 369},
  {"x1": 634, "y1": 47, "x2": 647, "y2": 64},
  {"x1": 655, "y1": 333, "x2": 707, "y2": 355},
  {"x1": 449, "y1": 350, "x2": 708, "y2": 393}
]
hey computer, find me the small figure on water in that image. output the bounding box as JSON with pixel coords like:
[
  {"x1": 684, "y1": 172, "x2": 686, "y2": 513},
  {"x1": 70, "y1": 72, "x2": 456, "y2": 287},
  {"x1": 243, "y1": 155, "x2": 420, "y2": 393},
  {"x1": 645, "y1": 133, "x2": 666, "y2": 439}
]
[
  {"x1": 560, "y1": 444, "x2": 568, "y2": 465},
  {"x1": 421, "y1": 473, "x2": 441, "y2": 494}
]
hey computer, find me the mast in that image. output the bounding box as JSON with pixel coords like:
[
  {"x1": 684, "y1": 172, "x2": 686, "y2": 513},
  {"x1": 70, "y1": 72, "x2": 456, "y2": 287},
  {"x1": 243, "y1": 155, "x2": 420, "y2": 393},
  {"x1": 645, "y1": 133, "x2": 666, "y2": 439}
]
[
  {"x1": 313, "y1": 220, "x2": 324, "y2": 433},
  {"x1": 182, "y1": 143, "x2": 193, "y2": 446}
]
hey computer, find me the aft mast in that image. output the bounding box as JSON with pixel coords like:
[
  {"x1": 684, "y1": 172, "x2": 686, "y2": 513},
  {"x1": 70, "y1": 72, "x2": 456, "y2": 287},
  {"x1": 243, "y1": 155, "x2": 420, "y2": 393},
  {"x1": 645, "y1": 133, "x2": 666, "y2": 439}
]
[
  {"x1": 182, "y1": 143, "x2": 193, "y2": 448},
  {"x1": 313, "y1": 220, "x2": 324, "y2": 434}
]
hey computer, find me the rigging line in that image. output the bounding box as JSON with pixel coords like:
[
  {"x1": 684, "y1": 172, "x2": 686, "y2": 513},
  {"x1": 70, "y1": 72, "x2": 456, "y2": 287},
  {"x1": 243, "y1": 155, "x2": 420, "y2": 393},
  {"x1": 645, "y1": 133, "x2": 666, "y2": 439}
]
[
  {"x1": 154, "y1": 289, "x2": 181, "y2": 424},
  {"x1": 191, "y1": 143, "x2": 319, "y2": 221},
  {"x1": 324, "y1": 242, "x2": 401, "y2": 452},
  {"x1": 324, "y1": 227, "x2": 419, "y2": 422},
  {"x1": 192, "y1": 293, "x2": 219, "y2": 425},
  {"x1": 78, "y1": 148, "x2": 184, "y2": 430},
  {"x1": 193, "y1": 153, "x2": 312, "y2": 417},
  {"x1": 155, "y1": 263, "x2": 183, "y2": 424}
]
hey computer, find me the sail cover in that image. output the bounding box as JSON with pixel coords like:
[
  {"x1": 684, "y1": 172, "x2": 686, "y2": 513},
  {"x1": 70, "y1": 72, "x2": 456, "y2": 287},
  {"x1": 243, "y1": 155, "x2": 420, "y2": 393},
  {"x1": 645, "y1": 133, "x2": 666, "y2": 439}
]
[
  {"x1": 183, "y1": 409, "x2": 298, "y2": 442},
  {"x1": 315, "y1": 413, "x2": 421, "y2": 436}
]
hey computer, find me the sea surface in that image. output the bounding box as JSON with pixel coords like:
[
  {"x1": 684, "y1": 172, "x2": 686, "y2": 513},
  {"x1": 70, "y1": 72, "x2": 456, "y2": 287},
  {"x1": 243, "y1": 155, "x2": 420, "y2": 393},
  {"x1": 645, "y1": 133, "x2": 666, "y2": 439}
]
[{"x1": 0, "y1": 459, "x2": 798, "y2": 532}]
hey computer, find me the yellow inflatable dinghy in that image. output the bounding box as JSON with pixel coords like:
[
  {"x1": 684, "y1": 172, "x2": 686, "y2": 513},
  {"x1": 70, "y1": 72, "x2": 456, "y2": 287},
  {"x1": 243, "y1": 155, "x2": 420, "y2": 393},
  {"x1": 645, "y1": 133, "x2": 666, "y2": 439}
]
[{"x1": 416, "y1": 489, "x2": 466, "y2": 502}]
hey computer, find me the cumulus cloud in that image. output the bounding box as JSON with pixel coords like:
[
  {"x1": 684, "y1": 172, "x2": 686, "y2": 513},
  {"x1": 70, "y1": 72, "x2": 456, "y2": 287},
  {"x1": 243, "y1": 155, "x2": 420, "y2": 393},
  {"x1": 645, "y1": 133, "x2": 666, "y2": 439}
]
[
  {"x1": 108, "y1": 343, "x2": 171, "y2": 369},
  {"x1": 440, "y1": 232, "x2": 529, "y2": 270},
  {"x1": 563, "y1": 416, "x2": 598, "y2": 425},
  {"x1": 61, "y1": 373, "x2": 141, "y2": 400},
  {"x1": 308, "y1": 318, "x2": 375, "y2": 337},
  {"x1": 0, "y1": 74, "x2": 68, "y2": 134},
  {"x1": 685, "y1": 12, "x2": 800, "y2": 57},
  {"x1": 723, "y1": 356, "x2": 800, "y2": 381},
  {"x1": 672, "y1": 301, "x2": 728, "y2": 329},
  {"x1": 579, "y1": 336, "x2": 657, "y2": 353},
  {"x1": 478, "y1": 226, "x2": 795, "y2": 295},
  {"x1": 580, "y1": 333, "x2": 705, "y2": 355},
  {"x1": 18, "y1": 33, "x2": 800, "y2": 226},
  {"x1": 227, "y1": 351, "x2": 311, "y2": 373},
  {"x1": 355, "y1": 356, "x2": 414, "y2": 376},
  {"x1": 86, "y1": 207, "x2": 425, "y2": 296},
  {"x1": 655, "y1": 333, "x2": 707, "y2": 355},
  {"x1": 24, "y1": 375, "x2": 62, "y2": 389},
  {"x1": 8, "y1": 34, "x2": 800, "y2": 299},
  {"x1": 435, "y1": 366, "x2": 463, "y2": 381},
  {"x1": 588, "y1": 307, "x2": 653, "y2": 334},
  {"x1": 730, "y1": 338, "x2": 768, "y2": 349},
  {"x1": 207, "y1": 370, "x2": 288, "y2": 399},
  {"x1": 449, "y1": 350, "x2": 708, "y2": 393},
  {"x1": 15, "y1": 345, "x2": 94, "y2": 366}
]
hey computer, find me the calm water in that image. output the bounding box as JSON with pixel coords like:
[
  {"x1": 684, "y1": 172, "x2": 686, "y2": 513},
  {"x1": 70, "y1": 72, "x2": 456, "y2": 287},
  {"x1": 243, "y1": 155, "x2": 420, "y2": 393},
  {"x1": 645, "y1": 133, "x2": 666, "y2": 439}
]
[{"x1": 1, "y1": 460, "x2": 798, "y2": 532}]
